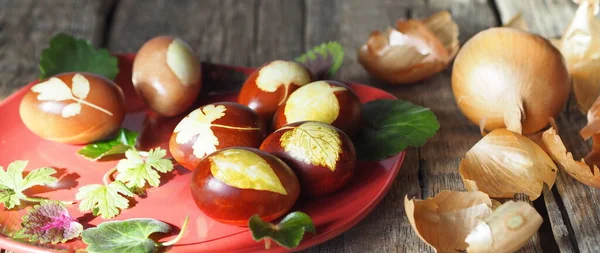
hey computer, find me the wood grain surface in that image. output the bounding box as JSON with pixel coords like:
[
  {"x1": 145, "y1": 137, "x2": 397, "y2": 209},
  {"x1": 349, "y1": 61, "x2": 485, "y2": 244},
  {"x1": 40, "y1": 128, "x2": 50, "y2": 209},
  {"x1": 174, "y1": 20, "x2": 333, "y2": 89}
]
[{"x1": 1, "y1": 0, "x2": 598, "y2": 252}]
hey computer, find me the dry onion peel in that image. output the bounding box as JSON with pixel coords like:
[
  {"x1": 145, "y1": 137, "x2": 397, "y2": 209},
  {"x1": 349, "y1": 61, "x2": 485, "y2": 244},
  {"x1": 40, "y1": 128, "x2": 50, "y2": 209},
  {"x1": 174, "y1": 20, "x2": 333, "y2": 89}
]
[
  {"x1": 459, "y1": 129, "x2": 558, "y2": 200},
  {"x1": 465, "y1": 201, "x2": 542, "y2": 253},
  {"x1": 404, "y1": 191, "x2": 493, "y2": 253},
  {"x1": 358, "y1": 11, "x2": 458, "y2": 85},
  {"x1": 405, "y1": 191, "x2": 542, "y2": 253},
  {"x1": 542, "y1": 127, "x2": 600, "y2": 187},
  {"x1": 452, "y1": 28, "x2": 570, "y2": 135},
  {"x1": 581, "y1": 95, "x2": 600, "y2": 139},
  {"x1": 503, "y1": 13, "x2": 529, "y2": 31},
  {"x1": 559, "y1": 0, "x2": 600, "y2": 113}
]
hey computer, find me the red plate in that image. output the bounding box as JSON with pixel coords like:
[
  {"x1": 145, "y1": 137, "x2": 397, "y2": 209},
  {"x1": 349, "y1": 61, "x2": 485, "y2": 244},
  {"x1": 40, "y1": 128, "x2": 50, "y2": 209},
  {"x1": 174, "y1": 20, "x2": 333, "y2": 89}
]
[{"x1": 0, "y1": 54, "x2": 405, "y2": 253}]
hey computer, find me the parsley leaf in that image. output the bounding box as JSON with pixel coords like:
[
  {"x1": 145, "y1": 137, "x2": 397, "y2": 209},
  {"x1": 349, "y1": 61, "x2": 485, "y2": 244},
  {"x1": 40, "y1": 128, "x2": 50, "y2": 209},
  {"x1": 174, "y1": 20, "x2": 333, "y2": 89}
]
[
  {"x1": 16, "y1": 201, "x2": 83, "y2": 244},
  {"x1": 82, "y1": 216, "x2": 189, "y2": 253},
  {"x1": 75, "y1": 181, "x2": 134, "y2": 219},
  {"x1": 77, "y1": 129, "x2": 139, "y2": 161},
  {"x1": 115, "y1": 148, "x2": 174, "y2": 189},
  {"x1": 355, "y1": 99, "x2": 440, "y2": 160},
  {"x1": 0, "y1": 161, "x2": 57, "y2": 209},
  {"x1": 249, "y1": 211, "x2": 316, "y2": 249},
  {"x1": 295, "y1": 41, "x2": 344, "y2": 80},
  {"x1": 39, "y1": 33, "x2": 119, "y2": 80}
]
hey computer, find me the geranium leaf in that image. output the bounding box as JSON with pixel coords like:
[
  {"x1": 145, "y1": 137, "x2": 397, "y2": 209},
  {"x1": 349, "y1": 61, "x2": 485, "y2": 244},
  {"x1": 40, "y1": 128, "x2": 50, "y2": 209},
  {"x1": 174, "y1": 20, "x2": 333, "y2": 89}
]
[
  {"x1": 17, "y1": 201, "x2": 83, "y2": 244},
  {"x1": 77, "y1": 129, "x2": 139, "y2": 161},
  {"x1": 249, "y1": 211, "x2": 316, "y2": 249}
]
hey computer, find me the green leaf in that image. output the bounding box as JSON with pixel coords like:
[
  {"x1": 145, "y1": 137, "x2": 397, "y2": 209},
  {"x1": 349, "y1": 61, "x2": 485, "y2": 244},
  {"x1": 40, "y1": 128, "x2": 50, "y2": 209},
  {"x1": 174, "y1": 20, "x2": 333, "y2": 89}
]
[
  {"x1": 39, "y1": 33, "x2": 119, "y2": 80},
  {"x1": 249, "y1": 211, "x2": 316, "y2": 249},
  {"x1": 115, "y1": 148, "x2": 174, "y2": 189},
  {"x1": 0, "y1": 161, "x2": 57, "y2": 209},
  {"x1": 75, "y1": 181, "x2": 134, "y2": 219},
  {"x1": 355, "y1": 99, "x2": 440, "y2": 160},
  {"x1": 77, "y1": 129, "x2": 139, "y2": 161},
  {"x1": 82, "y1": 218, "x2": 169, "y2": 253},
  {"x1": 295, "y1": 41, "x2": 344, "y2": 79},
  {"x1": 81, "y1": 216, "x2": 189, "y2": 253},
  {"x1": 17, "y1": 201, "x2": 83, "y2": 244}
]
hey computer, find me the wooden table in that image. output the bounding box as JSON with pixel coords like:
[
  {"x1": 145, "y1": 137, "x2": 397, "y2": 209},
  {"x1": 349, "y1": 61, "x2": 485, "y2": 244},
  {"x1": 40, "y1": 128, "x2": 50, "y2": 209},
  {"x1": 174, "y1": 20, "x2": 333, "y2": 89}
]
[{"x1": 0, "y1": 0, "x2": 598, "y2": 252}]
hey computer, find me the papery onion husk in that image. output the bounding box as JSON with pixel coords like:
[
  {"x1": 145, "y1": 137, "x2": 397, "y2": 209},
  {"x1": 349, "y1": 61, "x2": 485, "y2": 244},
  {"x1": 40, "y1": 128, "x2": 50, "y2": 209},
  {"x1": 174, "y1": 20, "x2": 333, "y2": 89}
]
[
  {"x1": 542, "y1": 127, "x2": 600, "y2": 187},
  {"x1": 358, "y1": 11, "x2": 458, "y2": 85},
  {"x1": 465, "y1": 201, "x2": 542, "y2": 253},
  {"x1": 405, "y1": 191, "x2": 492, "y2": 253},
  {"x1": 503, "y1": 13, "x2": 529, "y2": 31},
  {"x1": 452, "y1": 27, "x2": 570, "y2": 135},
  {"x1": 459, "y1": 129, "x2": 558, "y2": 200},
  {"x1": 580, "y1": 94, "x2": 600, "y2": 139},
  {"x1": 560, "y1": 0, "x2": 600, "y2": 113}
]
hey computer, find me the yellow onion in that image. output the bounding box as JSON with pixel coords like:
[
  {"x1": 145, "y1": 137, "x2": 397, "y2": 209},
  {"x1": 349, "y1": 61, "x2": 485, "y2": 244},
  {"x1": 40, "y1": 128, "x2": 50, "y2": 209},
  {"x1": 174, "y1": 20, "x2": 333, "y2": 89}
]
[
  {"x1": 459, "y1": 129, "x2": 557, "y2": 200},
  {"x1": 358, "y1": 11, "x2": 459, "y2": 85},
  {"x1": 405, "y1": 191, "x2": 542, "y2": 253},
  {"x1": 452, "y1": 28, "x2": 570, "y2": 135}
]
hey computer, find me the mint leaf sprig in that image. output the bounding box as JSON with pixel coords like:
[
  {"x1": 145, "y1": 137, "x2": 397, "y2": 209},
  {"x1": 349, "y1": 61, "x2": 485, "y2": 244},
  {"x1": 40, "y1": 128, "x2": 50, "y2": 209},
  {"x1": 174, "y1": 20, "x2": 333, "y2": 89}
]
[
  {"x1": 39, "y1": 33, "x2": 119, "y2": 80},
  {"x1": 0, "y1": 161, "x2": 73, "y2": 209},
  {"x1": 249, "y1": 211, "x2": 316, "y2": 249}
]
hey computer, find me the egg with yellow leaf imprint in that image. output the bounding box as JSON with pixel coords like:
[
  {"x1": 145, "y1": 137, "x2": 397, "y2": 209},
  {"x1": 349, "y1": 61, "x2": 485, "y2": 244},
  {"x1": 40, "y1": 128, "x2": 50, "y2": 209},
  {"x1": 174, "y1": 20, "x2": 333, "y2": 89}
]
[
  {"x1": 169, "y1": 102, "x2": 266, "y2": 171},
  {"x1": 260, "y1": 121, "x2": 357, "y2": 198},
  {"x1": 272, "y1": 80, "x2": 362, "y2": 136},
  {"x1": 191, "y1": 147, "x2": 300, "y2": 226},
  {"x1": 19, "y1": 72, "x2": 125, "y2": 144}
]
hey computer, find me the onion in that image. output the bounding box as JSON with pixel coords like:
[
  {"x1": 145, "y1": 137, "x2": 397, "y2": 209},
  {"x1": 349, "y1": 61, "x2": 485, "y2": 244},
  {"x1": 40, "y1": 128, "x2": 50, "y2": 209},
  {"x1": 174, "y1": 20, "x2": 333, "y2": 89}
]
[{"x1": 452, "y1": 27, "x2": 570, "y2": 135}]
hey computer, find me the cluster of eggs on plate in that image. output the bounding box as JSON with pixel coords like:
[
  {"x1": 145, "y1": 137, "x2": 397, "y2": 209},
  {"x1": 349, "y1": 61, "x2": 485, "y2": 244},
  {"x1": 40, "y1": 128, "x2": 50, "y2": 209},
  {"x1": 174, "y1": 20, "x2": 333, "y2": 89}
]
[{"x1": 18, "y1": 36, "x2": 363, "y2": 225}]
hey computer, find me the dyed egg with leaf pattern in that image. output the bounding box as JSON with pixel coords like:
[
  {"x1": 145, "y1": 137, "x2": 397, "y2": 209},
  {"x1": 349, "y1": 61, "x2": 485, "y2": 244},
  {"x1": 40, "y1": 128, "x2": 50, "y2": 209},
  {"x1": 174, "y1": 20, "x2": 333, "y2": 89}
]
[
  {"x1": 237, "y1": 60, "x2": 312, "y2": 122},
  {"x1": 272, "y1": 80, "x2": 362, "y2": 136},
  {"x1": 191, "y1": 147, "x2": 300, "y2": 226},
  {"x1": 169, "y1": 102, "x2": 266, "y2": 171},
  {"x1": 19, "y1": 72, "x2": 126, "y2": 144},
  {"x1": 260, "y1": 121, "x2": 356, "y2": 198}
]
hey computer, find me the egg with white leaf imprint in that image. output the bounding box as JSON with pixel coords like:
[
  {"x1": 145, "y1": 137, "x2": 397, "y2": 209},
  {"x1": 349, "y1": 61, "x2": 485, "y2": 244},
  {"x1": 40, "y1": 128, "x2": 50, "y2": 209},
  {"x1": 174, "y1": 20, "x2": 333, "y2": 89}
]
[
  {"x1": 133, "y1": 36, "x2": 202, "y2": 116},
  {"x1": 272, "y1": 80, "x2": 362, "y2": 136},
  {"x1": 19, "y1": 72, "x2": 126, "y2": 144},
  {"x1": 237, "y1": 60, "x2": 312, "y2": 122},
  {"x1": 260, "y1": 121, "x2": 357, "y2": 198},
  {"x1": 191, "y1": 147, "x2": 300, "y2": 226},
  {"x1": 169, "y1": 102, "x2": 267, "y2": 171}
]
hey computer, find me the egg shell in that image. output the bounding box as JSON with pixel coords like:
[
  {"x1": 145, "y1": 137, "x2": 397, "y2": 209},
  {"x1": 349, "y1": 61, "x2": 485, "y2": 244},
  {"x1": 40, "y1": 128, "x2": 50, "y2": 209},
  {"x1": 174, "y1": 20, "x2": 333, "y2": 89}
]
[
  {"x1": 237, "y1": 60, "x2": 312, "y2": 122},
  {"x1": 272, "y1": 80, "x2": 362, "y2": 136},
  {"x1": 191, "y1": 147, "x2": 300, "y2": 226},
  {"x1": 169, "y1": 102, "x2": 266, "y2": 170},
  {"x1": 19, "y1": 72, "x2": 125, "y2": 144},
  {"x1": 260, "y1": 121, "x2": 357, "y2": 198},
  {"x1": 132, "y1": 36, "x2": 202, "y2": 116}
]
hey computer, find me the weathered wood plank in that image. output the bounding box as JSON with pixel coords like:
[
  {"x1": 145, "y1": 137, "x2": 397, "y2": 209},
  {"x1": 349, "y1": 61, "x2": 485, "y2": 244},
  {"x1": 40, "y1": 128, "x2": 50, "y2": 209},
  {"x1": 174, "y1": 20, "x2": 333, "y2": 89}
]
[
  {"x1": 495, "y1": 1, "x2": 600, "y2": 252},
  {"x1": 109, "y1": 0, "x2": 256, "y2": 67},
  {"x1": 0, "y1": 0, "x2": 113, "y2": 99}
]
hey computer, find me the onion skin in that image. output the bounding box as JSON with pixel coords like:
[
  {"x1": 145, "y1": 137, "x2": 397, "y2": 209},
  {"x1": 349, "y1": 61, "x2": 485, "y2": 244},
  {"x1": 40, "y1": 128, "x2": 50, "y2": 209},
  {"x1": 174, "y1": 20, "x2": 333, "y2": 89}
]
[{"x1": 452, "y1": 28, "x2": 570, "y2": 135}]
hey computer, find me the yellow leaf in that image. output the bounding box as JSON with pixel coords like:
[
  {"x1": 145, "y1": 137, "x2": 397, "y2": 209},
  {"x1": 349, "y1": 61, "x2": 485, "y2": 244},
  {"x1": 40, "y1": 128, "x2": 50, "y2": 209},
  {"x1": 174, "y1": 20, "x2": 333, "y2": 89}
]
[
  {"x1": 209, "y1": 149, "x2": 287, "y2": 195},
  {"x1": 256, "y1": 60, "x2": 311, "y2": 93},
  {"x1": 174, "y1": 104, "x2": 226, "y2": 158},
  {"x1": 284, "y1": 81, "x2": 346, "y2": 124},
  {"x1": 280, "y1": 122, "x2": 342, "y2": 171},
  {"x1": 167, "y1": 38, "x2": 201, "y2": 86},
  {"x1": 71, "y1": 73, "x2": 90, "y2": 99}
]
